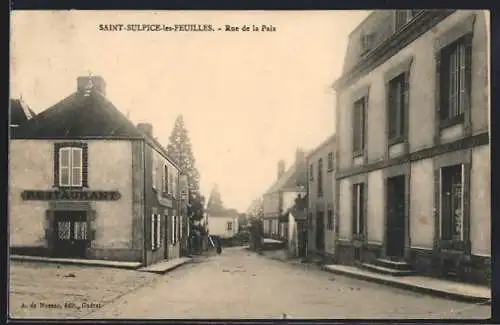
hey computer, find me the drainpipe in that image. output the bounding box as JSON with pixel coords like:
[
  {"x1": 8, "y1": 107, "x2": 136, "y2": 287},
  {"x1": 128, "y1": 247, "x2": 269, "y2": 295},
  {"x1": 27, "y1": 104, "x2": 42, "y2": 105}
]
[{"x1": 142, "y1": 140, "x2": 148, "y2": 266}]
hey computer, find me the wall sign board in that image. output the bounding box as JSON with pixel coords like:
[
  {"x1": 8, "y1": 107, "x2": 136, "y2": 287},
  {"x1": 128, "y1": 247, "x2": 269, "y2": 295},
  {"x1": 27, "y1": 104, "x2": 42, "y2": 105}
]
[{"x1": 21, "y1": 190, "x2": 122, "y2": 201}]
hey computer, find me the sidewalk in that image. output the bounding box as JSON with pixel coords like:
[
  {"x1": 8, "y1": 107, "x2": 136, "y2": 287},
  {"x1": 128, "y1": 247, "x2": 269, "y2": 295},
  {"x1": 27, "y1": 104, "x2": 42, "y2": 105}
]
[
  {"x1": 138, "y1": 257, "x2": 192, "y2": 274},
  {"x1": 10, "y1": 255, "x2": 141, "y2": 270},
  {"x1": 322, "y1": 264, "x2": 491, "y2": 304},
  {"x1": 257, "y1": 249, "x2": 491, "y2": 304}
]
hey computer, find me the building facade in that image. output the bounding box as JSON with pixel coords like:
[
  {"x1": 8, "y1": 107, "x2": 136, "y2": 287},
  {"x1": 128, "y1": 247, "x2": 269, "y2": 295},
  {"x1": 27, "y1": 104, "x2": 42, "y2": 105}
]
[
  {"x1": 207, "y1": 214, "x2": 239, "y2": 239},
  {"x1": 262, "y1": 149, "x2": 307, "y2": 240},
  {"x1": 306, "y1": 134, "x2": 336, "y2": 262},
  {"x1": 333, "y1": 10, "x2": 490, "y2": 285},
  {"x1": 9, "y1": 76, "x2": 187, "y2": 266}
]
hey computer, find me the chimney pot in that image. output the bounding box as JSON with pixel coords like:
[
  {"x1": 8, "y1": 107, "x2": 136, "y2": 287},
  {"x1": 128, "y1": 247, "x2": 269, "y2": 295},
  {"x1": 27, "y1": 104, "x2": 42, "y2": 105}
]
[
  {"x1": 137, "y1": 123, "x2": 153, "y2": 137},
  {"x1": 77, "y1": 75, "x2": 106, "y2": 96},
  {"x1": 277, "y1": 160, "x2": 286, "y2": 179}
]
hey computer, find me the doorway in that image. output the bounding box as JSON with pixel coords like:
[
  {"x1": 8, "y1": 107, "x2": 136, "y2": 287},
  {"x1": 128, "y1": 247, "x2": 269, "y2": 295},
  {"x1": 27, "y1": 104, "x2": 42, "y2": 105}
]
[
  {"x1": 315, "y1": 211, "x2": 325, "y2": 252},
  {"x1": 53, "y1": 211, "x2": 89, "y2": 258},
  {"x1": 386, "y1": 175, "x2": 406, "y2": 259}
]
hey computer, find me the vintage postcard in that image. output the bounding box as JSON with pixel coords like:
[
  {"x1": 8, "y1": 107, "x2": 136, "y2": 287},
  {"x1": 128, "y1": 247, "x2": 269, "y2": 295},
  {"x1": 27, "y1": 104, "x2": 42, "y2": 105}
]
[{"x1": 9, "y1": 9, "x2": 491, "y2": 320}]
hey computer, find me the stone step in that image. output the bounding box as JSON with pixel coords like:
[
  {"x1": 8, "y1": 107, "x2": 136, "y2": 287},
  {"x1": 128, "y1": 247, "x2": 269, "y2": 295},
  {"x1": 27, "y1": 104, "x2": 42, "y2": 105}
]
[
  {"x1": 360, "y1": 263, "x2": 416, "y2": 276},
  {"x1": 375, "y1": 258, "x2": 414, "y2": 271}
]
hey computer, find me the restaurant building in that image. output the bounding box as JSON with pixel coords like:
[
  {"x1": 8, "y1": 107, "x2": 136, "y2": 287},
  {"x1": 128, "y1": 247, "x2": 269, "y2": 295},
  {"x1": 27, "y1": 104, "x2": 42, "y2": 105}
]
[
  {"x1": 333, "y1": 10, "x2": 490, "y2": 285},
  {"x1": 9, "y1": 75, "x2": 188, "y2": 266}
]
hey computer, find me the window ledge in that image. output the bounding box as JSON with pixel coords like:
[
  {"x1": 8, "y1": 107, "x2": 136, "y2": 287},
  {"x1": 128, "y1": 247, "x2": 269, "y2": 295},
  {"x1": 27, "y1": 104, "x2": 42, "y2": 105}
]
[
  {"x1": 388, "y1": 136, "x2": 405, "y2": 146},
  {"x1": 56, "y1": 186, "x2": 87, "y2": 190},
  {"x1": 439, "y1": 114, "x2": 464, "y2": 130}
]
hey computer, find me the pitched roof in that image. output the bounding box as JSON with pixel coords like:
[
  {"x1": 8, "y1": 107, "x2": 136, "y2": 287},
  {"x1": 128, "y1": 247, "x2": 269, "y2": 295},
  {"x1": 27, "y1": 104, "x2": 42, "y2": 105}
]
[
  {"x1": 12, "y1": 91, "x2": 144, "y2": 139},
  {"x1": 264, "y1": 162, "x2": 298, "y2": 195},
  {"x1": 10, "y1": 98, "x2": 35, "y2": 126},
  {"x1": 11, "y1": 89, "x2": 180, "y2": 170}
]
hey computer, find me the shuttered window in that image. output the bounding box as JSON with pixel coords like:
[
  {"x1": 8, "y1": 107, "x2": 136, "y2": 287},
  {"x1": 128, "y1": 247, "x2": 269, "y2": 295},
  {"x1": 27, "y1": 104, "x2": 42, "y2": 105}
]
[{"x1": 58, "y1": 146, "x2": 84, "y2": 187}]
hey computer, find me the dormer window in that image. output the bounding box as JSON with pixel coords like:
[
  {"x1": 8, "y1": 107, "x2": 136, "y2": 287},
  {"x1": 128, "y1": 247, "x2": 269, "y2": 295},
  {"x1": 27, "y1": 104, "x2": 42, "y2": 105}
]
[
  {"x1": 395, "y1": 10, "x2": 421, "y2": 31},
  {"x1": 360, "y1": 33, "x2": 376, "y2": 55}
]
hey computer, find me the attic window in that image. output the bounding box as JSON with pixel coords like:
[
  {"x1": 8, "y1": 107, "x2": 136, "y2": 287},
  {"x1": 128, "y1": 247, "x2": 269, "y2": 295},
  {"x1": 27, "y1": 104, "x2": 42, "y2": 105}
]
[
  {"x1": 360, "y1": 33, "x2": 376, "y2": 56},
  {"x1": 395, "y1": 10, "x2": 421, "y2": 31}
]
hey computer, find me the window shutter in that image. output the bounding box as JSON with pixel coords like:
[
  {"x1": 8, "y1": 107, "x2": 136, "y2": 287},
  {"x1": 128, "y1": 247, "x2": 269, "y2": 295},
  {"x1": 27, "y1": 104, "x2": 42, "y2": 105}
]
[
  {"x1": 351, "y1": 185, "x2": 357, "y2": 236},
  {"x1": 151, "y1": 214, "x2": 155, "y2": 249},
  {"x1": 464, "y1": 35, "x2": 473, "y2": 116},
  {"x1": 171, "y1": 215, "x2": 175, "y2": 244},
  {"x1": 53, "y1": 144, "x2": 60, "y2": 187},
  {"x1": 59, "y1": 148, "x2": 71, "y2": 186},
  {"x1": 156, "y1": 215, "x2": 161, "y2": 247},
  {"x1": 82, "y1": 144, "x2": 88, "y2": 187},
  {"x1": 71, "y1": 148, "x2": 83, "y2": 186},
  {"x1": 180, "y1": 216, "x2": 183, "y2": 239}
]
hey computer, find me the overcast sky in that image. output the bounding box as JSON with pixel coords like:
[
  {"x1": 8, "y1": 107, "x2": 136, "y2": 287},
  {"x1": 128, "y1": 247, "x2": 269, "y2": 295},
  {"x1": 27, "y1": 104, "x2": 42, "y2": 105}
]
[{"x1": 11, "y1": 10, "x2": 369, "y2": 212}]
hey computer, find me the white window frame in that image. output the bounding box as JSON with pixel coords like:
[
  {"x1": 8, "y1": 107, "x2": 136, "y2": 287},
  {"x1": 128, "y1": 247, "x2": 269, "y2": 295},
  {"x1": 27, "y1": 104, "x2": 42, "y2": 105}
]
[
  {"x1": 59, "y1": 147, "x2": 83, "y2": 187},
  {"x1": 156, "y1": 215, "x2": 161, "y2": 248},
  {"x1": 171, "y1": 215, "x2": 175, "y2": 244},
  {"x1": 439, "y1": 164, "x2": 465, "y2": 241}
]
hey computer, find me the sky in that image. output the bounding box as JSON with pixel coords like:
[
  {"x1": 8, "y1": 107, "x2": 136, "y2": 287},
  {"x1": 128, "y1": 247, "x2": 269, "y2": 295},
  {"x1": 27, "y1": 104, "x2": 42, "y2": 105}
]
[{"x1": 10, "y1": 10, "x2": 370, "y2": 212}]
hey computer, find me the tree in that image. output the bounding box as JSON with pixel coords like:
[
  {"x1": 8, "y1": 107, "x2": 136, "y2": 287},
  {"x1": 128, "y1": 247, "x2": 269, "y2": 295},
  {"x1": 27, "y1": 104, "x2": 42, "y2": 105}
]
[
  {"x1": 166, "y1": 115, "x2": 200, "y2": 194},
  {"x1": 206, "y1": 184, "x2": 225, "y2": 215},
  {"x1": 187, "y1": 192, "x2": 205, "y2": 222},
  {"x1": 247, "y1": 197, "x2": 264, "y2": 219}
]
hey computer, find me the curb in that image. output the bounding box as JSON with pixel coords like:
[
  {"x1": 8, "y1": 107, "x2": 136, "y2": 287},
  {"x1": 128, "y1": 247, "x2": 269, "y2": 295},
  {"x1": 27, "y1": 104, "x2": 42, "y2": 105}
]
[
  {"x1": 10, "y1": 255, "x2": 141, "y2": 270},
  {"x1": 142, "y1": 258, "x2": 193, "y2": 275},
  {"x1": 321, "y1": 265, "x2": 491, "y2": 305}
]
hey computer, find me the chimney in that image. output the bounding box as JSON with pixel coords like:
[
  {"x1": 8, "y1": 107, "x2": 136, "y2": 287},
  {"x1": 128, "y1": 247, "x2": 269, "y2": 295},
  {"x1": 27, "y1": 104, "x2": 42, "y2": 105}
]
[
  {"x1": 277, "y1": 160, "x2": 285, "y2": 179},
  {"x1": 137, "y1": 123, "x2": 153, "y2": 137},
  {"x1": 77, "y1": 75, "x2": 106, "y2": 96},
  {"x1": 295, "y1": 147, "x2": 307, "y2": 188}
]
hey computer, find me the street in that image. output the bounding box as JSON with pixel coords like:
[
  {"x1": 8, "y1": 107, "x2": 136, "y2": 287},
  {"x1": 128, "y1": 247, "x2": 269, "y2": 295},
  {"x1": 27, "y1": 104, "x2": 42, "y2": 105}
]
[{"x1": 83, "y1": 247, "x2": 490, "y2": 319}]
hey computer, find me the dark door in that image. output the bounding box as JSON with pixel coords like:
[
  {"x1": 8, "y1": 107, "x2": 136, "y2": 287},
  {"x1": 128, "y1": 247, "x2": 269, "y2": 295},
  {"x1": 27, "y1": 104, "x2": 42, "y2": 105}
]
[
  {"x1": 315, "y1": 211, "x2": 325, "y2": 252},
  {"x1": 53, "y1": 211, "x2": 88, "y2": 258},
  {"x1": 386, "y1": 176, "x2": 406, "y2": 259}
]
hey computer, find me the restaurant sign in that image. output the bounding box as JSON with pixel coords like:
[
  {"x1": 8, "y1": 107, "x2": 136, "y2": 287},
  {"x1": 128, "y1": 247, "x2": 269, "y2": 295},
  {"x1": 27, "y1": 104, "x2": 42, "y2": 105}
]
[{"x1": 21, "y1": 190, "x2": 121, "y2": 201}]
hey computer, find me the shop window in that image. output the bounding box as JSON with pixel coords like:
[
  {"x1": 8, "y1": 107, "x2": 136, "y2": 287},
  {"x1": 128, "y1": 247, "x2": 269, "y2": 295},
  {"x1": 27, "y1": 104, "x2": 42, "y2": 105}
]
[
  {"x1": 352, "y1": 183, "x2": 365, "y2": 235},
  {"x1": 440, "y1": 164, "x2": 464, "y2": 241}
]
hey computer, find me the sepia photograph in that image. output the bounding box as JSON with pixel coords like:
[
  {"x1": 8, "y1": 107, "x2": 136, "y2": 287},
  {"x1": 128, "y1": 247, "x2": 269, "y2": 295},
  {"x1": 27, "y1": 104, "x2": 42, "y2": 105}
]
[{"x1": 8, "y1": 9, "x2": 491, "y2": 319}]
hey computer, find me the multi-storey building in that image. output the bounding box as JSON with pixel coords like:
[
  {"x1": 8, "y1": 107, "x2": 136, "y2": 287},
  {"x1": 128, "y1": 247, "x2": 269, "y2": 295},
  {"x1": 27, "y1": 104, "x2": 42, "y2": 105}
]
[
  {"x1": 333, "y1": 10, "x2": 490, "y2": 285},
  {"x1": 306, "y1": 134, "x2": 336, "y2": 262},
  {"x1": 262, "y1": 148, "x2": 307, "y2": 240}
]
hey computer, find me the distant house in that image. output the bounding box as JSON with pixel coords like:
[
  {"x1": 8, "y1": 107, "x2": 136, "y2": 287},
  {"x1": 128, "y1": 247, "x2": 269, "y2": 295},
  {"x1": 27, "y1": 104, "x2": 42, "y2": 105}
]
[
  {"x1": 286, "y1": 194, "x2": 308, "y2": 258},
  {"x1": 9, "y1": 75, "x2": 186, "y2": 266},
  {"x1": 262, "y1": 148, "x2": 307, "y2": 240},
  {"x1": 10, "y1": 98, "x2": 36, "y2": 135},
  {"x1": 207, "y1": 210, "x2": 239, "y2": 239},
  {"x1": 306, "y1": 134, "x2": 336, "y2": 263}
]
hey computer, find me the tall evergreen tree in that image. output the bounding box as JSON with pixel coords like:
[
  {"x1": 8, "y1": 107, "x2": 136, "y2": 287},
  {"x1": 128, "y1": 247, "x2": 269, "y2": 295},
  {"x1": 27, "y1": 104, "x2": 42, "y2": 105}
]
[
  {"x1": 166, "y1": 115, "x2": 200, "y2": 194},
  {"x1": 206, "y1": 184, "x2": 225, "y2": 215}
]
